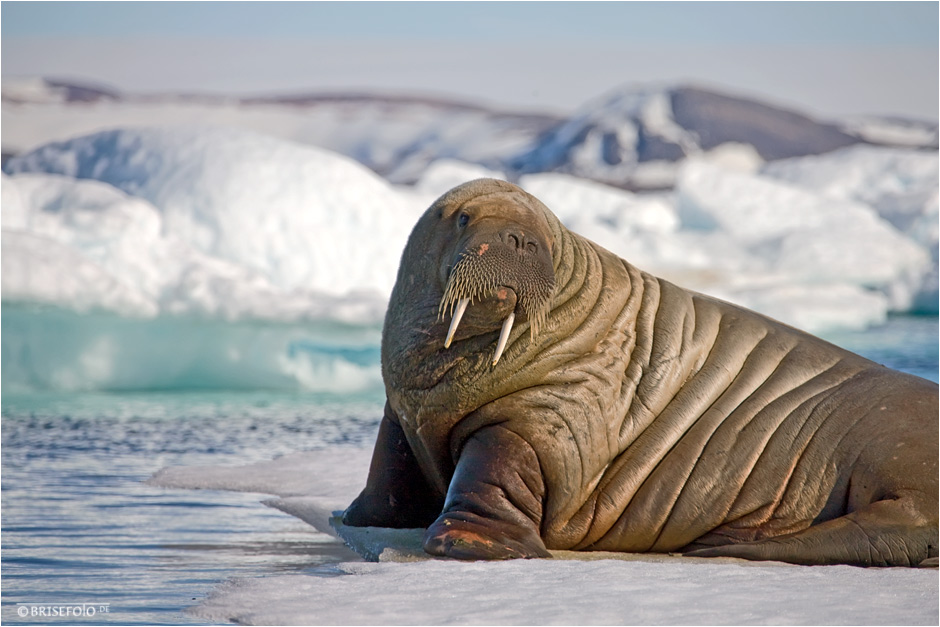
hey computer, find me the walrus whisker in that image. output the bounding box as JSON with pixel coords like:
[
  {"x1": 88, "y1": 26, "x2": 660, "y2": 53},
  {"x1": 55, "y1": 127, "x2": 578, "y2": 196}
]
[
  {"x1": 438, "y1": 242, "x2": 552, "y2": 357},
  {"x1": 444, "y1": 297, "x2": 470, "y2": 349},
  {"x1": 492, "y1": 312, "x2": 515, "y2": 367}
]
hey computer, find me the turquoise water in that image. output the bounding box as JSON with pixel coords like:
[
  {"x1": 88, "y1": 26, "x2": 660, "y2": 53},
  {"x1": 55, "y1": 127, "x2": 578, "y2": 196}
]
[
  {"x1": 1, "y1": 314, "x2": 937, "y2": 625},
  {"x1": 819, "y1": 315, "x2": 939, "y2": 383}
]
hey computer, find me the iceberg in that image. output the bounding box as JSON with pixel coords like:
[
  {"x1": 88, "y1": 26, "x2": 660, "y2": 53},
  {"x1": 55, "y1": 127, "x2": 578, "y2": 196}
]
[
  {"x1": 6, "y1": 125, "x2": 934, "y2": 327},
  {"x1": 4, "y1": 126, "x2": 423, "y2": 300},
  {"x1": 1, "y1": 171, "x2": 391, "y2": 324},
  {"x1": 676, "y1": 160, "x2": 930, "y2": 311},
  {"x1": 518, "y1": 172, "x2": 679, "y2": 236},
  {"x1": 762, "y1": 145, "x2": 940, "y2": 313},
  {"x1": 761, "y1": 145, "x2": 939, "y2": 244},
  {"x1": 1, "y1": 304, "x2": 383, "y2": 393}
]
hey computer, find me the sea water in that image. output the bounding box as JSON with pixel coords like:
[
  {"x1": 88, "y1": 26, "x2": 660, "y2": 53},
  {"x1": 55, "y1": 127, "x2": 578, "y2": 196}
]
[{"x1": 1, "y1": 314, "x2": 937, "y2": 625}]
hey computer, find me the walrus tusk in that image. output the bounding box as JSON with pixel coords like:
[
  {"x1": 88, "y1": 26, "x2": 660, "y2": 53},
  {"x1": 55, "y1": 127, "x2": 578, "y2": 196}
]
[
  {"x1": 492, "y1": 313, "x2": 515, "y2": 367},
  {"x1": 444, "y1": 297, "x2": 470, "y2": 349}
]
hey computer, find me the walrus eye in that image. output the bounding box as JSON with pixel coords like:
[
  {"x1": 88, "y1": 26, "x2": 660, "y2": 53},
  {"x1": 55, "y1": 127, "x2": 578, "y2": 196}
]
[{"x1": 458, "y1": 213, "x2": 470, "y2": 228}]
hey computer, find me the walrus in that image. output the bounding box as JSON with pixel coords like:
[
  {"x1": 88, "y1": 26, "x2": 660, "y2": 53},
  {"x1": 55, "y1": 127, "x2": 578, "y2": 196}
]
[{"x1": 343, "y1": 178, "x2": 938, "y2": 567}]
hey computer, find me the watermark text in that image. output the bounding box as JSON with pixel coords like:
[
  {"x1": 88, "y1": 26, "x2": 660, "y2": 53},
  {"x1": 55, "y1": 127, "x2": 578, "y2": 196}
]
[{"x1": 15, "y1": 603, "x2": 110, "y2": 619}]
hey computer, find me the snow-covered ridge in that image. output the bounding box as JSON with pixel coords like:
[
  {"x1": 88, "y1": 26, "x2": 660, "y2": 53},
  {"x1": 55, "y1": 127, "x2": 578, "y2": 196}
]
[
  {"x1": 0, "y1": 77, "x2": 561, "y2": 183},
  {"x1": 3, "y1": 78, "x2": 936, "y2": 187},
  {"x1": 510, "y1": 84, "x2": 915, "y2": 190},
  {"x1": 841, "y1": 115, "x2": 940, "y2": 149}
]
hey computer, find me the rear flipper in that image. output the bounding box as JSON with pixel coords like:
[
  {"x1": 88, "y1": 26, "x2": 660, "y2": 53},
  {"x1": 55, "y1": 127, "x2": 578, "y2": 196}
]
[{"x1": 686, "y1": 496, "x2": 938, "y2": 567}]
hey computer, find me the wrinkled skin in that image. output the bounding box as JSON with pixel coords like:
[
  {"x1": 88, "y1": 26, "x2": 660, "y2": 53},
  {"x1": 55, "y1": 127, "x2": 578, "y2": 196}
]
[{"x1": 344, "y1": 179, "x2": 939, "y2": 567}]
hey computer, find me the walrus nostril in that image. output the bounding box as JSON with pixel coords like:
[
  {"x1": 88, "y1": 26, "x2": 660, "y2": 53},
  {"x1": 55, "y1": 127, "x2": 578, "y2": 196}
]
[
  {"x1": 501, "y1": 229, "x2": 525, "y2": 250},
  {"x1": 500, "y1": 228, "x2": 540, "y2": 254}
]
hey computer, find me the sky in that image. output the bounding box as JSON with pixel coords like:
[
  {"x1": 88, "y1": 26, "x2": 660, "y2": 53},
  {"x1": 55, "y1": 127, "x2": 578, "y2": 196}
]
[{"x1": 2, "y1": 1, "x2": 938, "y2": 120}]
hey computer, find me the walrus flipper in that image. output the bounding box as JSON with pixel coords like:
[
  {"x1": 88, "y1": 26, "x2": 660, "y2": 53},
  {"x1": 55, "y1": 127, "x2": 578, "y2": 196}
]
[
  {"x1": 424, "y1": 425, "x2": 551, "y2": 560},
  {"x1": 685, "y1": 495, "x2": 939, "y2": 567},
  {"x1": 343, "y1": 403, "x2": 442, "y2": 529}
]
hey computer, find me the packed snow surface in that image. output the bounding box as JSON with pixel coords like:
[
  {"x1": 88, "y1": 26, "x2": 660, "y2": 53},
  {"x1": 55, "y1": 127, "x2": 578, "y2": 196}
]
[
  {"x1": 3, "y1": 126, "x2": 937, "y2": 391},
  {"x1": 149, "y1": 449, "x2": 938, "y2": 626}
]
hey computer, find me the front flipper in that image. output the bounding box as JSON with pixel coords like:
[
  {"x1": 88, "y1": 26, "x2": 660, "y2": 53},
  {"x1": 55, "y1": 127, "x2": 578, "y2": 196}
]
[
  {"x1": 343, "y1": 403, "x2": 443, "y2": 528},
  {"x1": 423, "y1": 425, "x2": 551, "y2": 560}
]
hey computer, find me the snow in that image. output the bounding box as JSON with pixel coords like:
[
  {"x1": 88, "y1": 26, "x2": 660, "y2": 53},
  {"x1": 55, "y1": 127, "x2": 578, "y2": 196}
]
[
  {"x1": 0, "y1": 92, "x2": 553, "y2": 183},
  {"x1": 4, "y1": 126, "x2": 421, "y2": 293},
  {"x1": 148, "y1": 450, "x2": 939, "y2": 626},
  {"x1": 2, "y1": 128, "x2": 426, "y2": 324},
  {"x1": 676, "y1": 161, "x2": 930, "y2": 308},
  {"x1": 3, "y1": 125, "x2": 936, "y2": 342},
  {"x1": 840, "y1": 116, "x2": 939, "y2": 149},
  {"x1": 518, "y1": 172, "x2": 679, "y2": 235},
  {"x1": 194, "y1": 558, "x2": 936, "y2": 626},
  {"x1": 1, "y1": 76, "x2": 71, "y2": 105},
  {"x1": 761, "y1": 145, "x2": 939, "y2": 313},
  {"x1": 518, "y1": 84, "x2": 679, "y2": 184}
]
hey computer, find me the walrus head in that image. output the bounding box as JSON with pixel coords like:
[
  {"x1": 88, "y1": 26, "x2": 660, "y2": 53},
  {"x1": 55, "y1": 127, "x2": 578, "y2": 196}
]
[
  {"x1": 385, "y1": 179, "x2": 560, "y2": 382},
  {"x1": 381, "y1": 179, "x2": 571, "y2": 488},
  {"x1": 435, "y1": 184, "x2": 556, "y2": 366}
]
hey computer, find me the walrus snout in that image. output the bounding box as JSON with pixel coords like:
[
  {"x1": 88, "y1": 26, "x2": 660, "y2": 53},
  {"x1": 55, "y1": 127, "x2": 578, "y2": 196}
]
[{"x1": 438, "y1": 231, "x2": 555, "y2": 366}]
